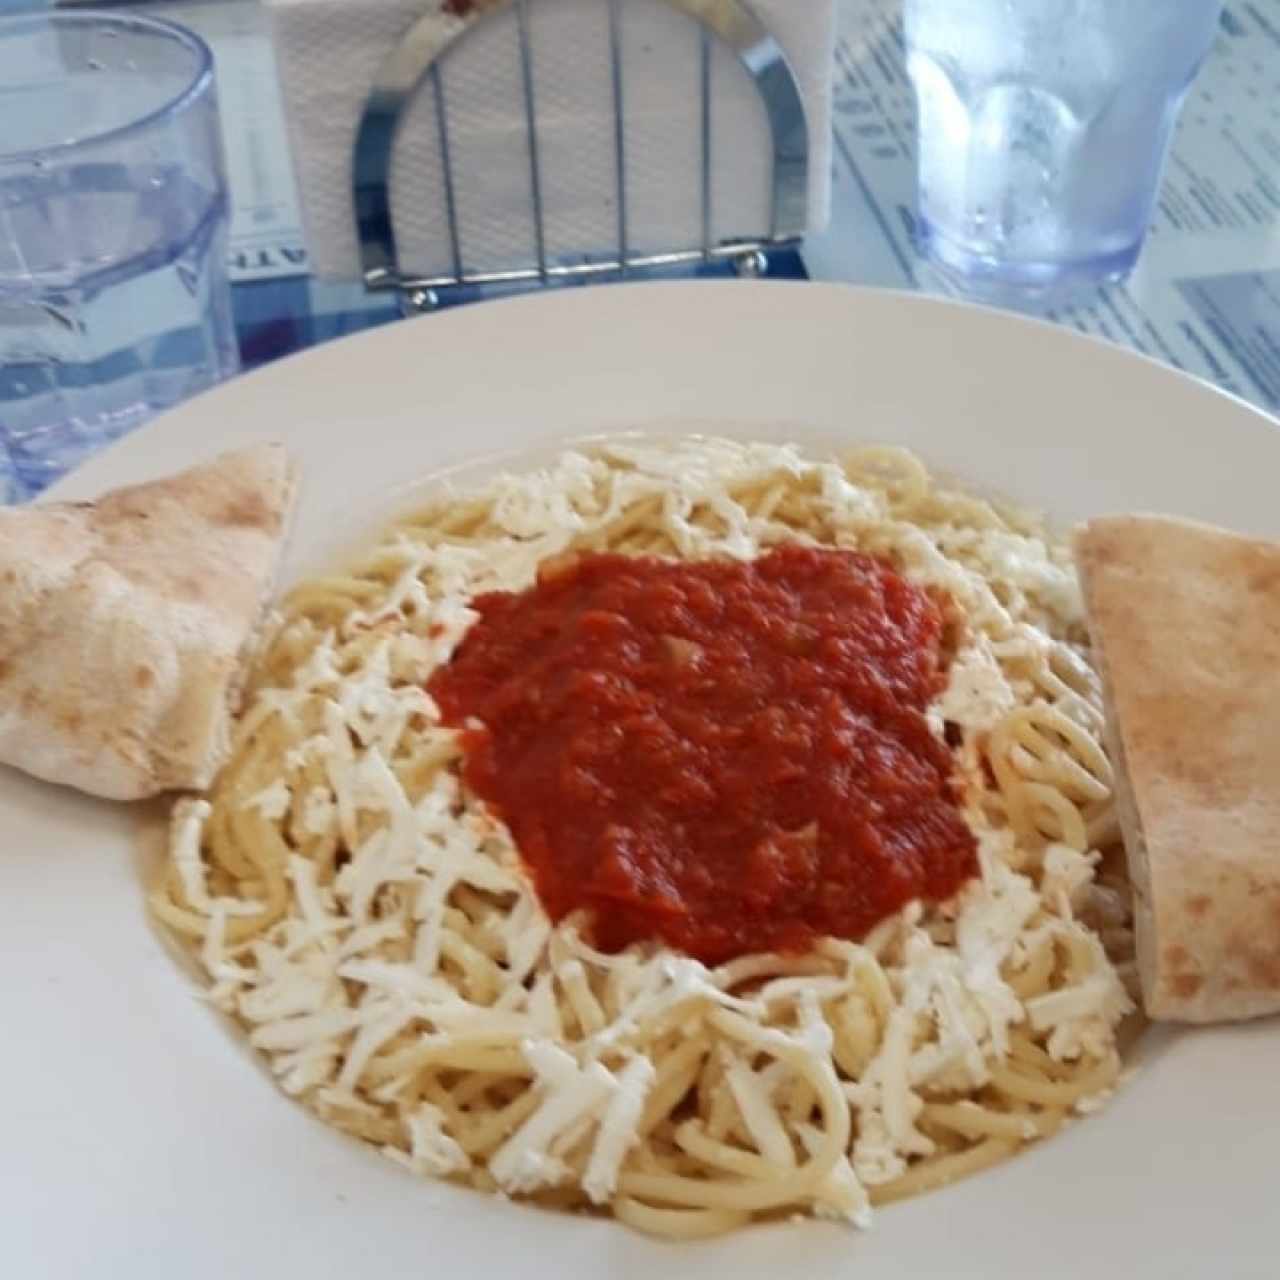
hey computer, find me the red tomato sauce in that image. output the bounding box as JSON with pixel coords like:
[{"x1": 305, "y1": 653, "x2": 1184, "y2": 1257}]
[{"x1": 428, "y1": 545, "x2": 977, "y2": 964}]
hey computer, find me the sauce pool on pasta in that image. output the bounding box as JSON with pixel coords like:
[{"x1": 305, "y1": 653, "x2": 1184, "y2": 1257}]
[{"x1": 428, "y1": 544, "x2": 978, "y2": 963}]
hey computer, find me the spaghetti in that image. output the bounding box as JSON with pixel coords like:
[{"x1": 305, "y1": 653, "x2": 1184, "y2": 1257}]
[{"x1": 151, "y1": 438, "x2": 1136, "y2": 1238}]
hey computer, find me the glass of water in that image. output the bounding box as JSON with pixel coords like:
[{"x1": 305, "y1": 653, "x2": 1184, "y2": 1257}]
[
  {"x1": 0, "y1": 10, "x2": 238, "y2": 496},
  {"x1": 904, "y1": 0, "x2": 1225, "y2": 307}
]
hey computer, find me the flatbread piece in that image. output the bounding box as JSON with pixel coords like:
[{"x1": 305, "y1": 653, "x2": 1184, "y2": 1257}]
[
  {"x1": 1075, "y1": 514, "x2": 1280, "y2": 1023},
  {"x1": 0, "y1": 443, "x2": 298, "y2": 800}
]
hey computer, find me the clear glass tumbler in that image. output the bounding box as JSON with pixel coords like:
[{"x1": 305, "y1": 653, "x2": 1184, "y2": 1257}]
[
  {"x1": 904, "y1": 0, "x2": 1225, "y2": 307},
  {"x1": 0, "y1": 11, "x2": 239, "y2": 496}
]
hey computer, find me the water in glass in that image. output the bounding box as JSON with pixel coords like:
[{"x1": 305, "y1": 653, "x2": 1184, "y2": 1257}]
[
  {"x1": 904, "y1": 0, "x2": 1226, "y2": 306},
  {"x1": 0, "y1": 13, "x2": 238, "y2": 496}
]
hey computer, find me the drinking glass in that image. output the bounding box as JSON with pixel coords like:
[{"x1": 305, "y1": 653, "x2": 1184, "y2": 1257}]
[
  {"x1": 0, "y1": 10, "x2": 239, "y2": 496},
  {"x1": 904, "y1": 0, "x2": 1226, "y2": 307}
]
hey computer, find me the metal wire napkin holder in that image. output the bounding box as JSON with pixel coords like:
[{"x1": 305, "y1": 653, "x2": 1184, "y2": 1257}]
[{"x1": 352, "y1": 0, "x2": 810, "y2": 310}]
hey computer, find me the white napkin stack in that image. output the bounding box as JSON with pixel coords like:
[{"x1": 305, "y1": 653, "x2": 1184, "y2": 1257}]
[{"x1": 268, "y1": 0, "x2": 835, "y2": 280}]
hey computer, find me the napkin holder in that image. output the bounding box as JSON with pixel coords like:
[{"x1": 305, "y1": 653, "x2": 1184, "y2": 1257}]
[{"x1": 272, "y1": 0, "x2": 828, "y2": 309}]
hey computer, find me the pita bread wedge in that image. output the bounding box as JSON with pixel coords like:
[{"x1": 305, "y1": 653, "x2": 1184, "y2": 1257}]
[
  {"x1": 0, "y1": 443, "x2": 298, "y2": 801},
  {"x1": 1075, "y1": 514, "x2": 1280, "y2": 1023}
]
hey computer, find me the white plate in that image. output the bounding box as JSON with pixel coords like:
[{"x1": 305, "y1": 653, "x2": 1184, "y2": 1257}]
[{"x1": 5, "y1": 282, "x2": 1279, "y2": 1280}]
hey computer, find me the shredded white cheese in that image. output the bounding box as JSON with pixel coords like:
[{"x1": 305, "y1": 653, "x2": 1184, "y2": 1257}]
[{"x1": 169, "y1": 438, "x2": 1134, "y2": 1234}]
